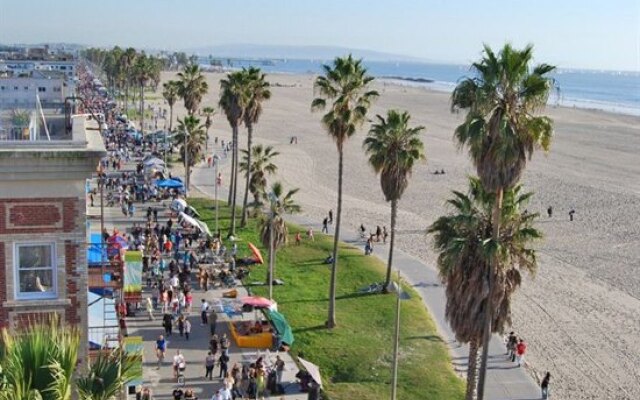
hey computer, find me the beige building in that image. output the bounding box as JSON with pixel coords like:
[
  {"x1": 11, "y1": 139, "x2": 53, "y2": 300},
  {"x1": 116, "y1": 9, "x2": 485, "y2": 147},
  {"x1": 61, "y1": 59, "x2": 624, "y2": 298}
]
[{"x1": 0, "y1": 115, "x2": 105, "y2": 360}]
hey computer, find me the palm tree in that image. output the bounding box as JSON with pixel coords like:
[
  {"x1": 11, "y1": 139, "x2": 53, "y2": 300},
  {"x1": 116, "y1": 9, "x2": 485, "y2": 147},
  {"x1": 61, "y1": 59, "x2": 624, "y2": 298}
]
[
  {"x1": 428, "y1": 177, "x2": 541, "y2": 400},
  {"x1": 219, "y1": 70, "x2": 250, "y2": 237},
  {"x1": 311, "y1": 55, "x2": 379, "y2": 328},
  {"x1": 76, "y1": 349, "x2": 141, "y2": 400},
  {"x1": 450, "y1": 43, "x2": 555, "y2": 399},
  {"x1": 162, "y1": 80, "x2": 179, "y2": 132},
  {"x1": 259, "y1": 181, "x2": 301, "y2": 299},
  {"x1": 0, "y1": 316, "x2": 79, "y2": 400},
  {"x1": 201, "y1": 106, "x2": 216, "y2": 152},
  {"x1": 133, "y1": 53, "x2": 154, "y2": 137},
  {"x1": 241, "y1": 68, "x2": 272, "y2": 228},
  {"x1": 176, "y1": 115, "x2": 207, "y2": 192},
  {"x1": 239, "y1": 144, "x2": 279, "y2": 206},
  {"x1": 120, "y1": 47, "x2": 137, "y2": 111},
  {"x1": 177, "y1": 64, "x2": 209, "y2": 116},
  {"x1": 363, "y1": 110, "x2": 425, "y2": 292}
]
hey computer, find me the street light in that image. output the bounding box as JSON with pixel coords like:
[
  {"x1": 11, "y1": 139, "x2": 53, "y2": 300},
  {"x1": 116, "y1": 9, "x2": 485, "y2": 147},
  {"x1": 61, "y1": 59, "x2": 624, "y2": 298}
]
[
  {"x1": 213, "y1": 154, "x2": 220, "y2": 236},
  {"x1": 267, "y1": 191, "x2": 278, "y2": 300}
]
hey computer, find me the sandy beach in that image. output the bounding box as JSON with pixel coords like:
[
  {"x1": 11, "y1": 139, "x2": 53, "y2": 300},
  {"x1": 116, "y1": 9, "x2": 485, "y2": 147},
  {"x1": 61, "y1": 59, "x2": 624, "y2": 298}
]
[{"x1": 150, "y1": 70, "x2": 640, "y2": 400}]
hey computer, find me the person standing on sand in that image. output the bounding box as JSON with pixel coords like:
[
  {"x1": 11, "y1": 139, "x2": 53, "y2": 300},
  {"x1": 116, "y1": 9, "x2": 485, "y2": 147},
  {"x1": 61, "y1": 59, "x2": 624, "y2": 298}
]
[
  {"x1": 547, "y1": 206, "x2": 553, "y2": 218},
  {"x1": 516, "y1": 338, "x2": 527, "y2": 367},
  {"x1": 569, "y1": 209, "x2": 576, "y2": 221},
  {"x1": 541, "y1": 371, "x2": 551, "y2": 399},
  {"x1": 383, "y1": 226, "x2": 388, "y2": 244},
  {"x1": 322, "y1": 217, "x2": 329, "y2": 234},
  {"x1": 328, "y1": 209, "x2": 333, "y2": 224}
]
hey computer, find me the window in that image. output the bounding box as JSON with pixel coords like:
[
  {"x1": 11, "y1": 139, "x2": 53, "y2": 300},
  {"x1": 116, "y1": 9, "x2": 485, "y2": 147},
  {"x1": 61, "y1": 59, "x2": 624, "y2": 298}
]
[
  {"x1": 53, "y1": 87, "x2": 61, "y2": 92},
  {"x1": 38, "y1": 87, "x2": 46, "y2": 92},
  {"x1": 0, "y1": 86, "x2": 5, "y2": 91},
  {"x1": 24, "y1": 86, "x2": 29, "y2": 91},
  {"x1": 14, "y1": 86, "x2": 18, "y2": 91},
  {"x1": 14, "y1": 243, "x2": 57, "y2": 300}
]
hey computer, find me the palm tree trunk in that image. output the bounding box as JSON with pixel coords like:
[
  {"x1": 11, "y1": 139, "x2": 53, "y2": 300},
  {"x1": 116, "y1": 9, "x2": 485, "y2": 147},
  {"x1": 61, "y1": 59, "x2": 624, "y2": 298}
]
[
  {"x1": 169, "y1": 105, "x2": 174, "y2": 132},
  {"x1": 228, "y1": 126, "x2": 238, "y2": 237},
  {"x1": 228, "y1": 127, "x2": 236, "y2": 205},
  {"x1": 384, "y1": 199, "x2": 398, "y2": 293},
  {"x1": 140, "y1": 83, "x2": 145, "y2": 138},
  {"x1": 240, "y1": 124, "x2": 253, "y2": 228},
  {"x1": 327, "y1": 146, "x2": 343, "y2": 329},
  {"x1": 466, "y1": 338, "x2": 480, "y2": 400},
  {"x1": 476, "y1": 188, "x2": 503, "y2": 400}
]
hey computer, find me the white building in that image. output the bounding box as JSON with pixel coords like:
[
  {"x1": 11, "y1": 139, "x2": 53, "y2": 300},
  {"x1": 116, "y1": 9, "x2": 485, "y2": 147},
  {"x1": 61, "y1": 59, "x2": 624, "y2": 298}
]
[
  {"x1": 0, "y1": 71, "x2": 73, "y2": 109},
  {"x1": 0, "y1": 60, "x2": 76, "y2": 78}
]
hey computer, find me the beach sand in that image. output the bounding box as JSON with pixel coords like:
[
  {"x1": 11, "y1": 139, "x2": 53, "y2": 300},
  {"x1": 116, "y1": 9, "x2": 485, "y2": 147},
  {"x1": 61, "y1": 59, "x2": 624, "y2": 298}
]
[{"x1": 149, "y1": 71, "x2": 640, "y2": 399}]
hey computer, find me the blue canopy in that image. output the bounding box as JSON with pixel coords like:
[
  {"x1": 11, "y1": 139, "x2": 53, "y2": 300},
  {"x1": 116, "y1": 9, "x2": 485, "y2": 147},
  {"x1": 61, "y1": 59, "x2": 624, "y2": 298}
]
[
  {"x1": 155, "y1": 179, "x2": 184, "y2": 189},
  {"x1": 88, "y1": 233, "x2": 107, "y2": 265}
]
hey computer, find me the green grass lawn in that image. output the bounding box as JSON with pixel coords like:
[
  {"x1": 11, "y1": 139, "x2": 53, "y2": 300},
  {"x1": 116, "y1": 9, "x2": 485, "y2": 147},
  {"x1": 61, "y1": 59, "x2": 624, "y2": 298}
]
[{"x1": 190, "y1": 198, "x2": 464, "y2": 400}]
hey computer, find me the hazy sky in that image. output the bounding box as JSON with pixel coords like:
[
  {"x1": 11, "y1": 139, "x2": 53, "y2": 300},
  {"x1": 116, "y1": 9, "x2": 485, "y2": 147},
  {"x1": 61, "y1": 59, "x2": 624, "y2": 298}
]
[{"x1": 1, "y1": 0, "x2": 639, "y2": 71}]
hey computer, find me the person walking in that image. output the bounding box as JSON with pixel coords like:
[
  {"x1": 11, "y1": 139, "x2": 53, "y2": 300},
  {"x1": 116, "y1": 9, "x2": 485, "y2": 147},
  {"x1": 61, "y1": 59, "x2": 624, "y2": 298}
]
[
  {"x1": 322, "y1": 217, "x2": 329, "y2": 234},
  {"x1": 541, "y1": 371, "x2": 551, "y2": 399},
  {"x1": 155, "y1": 335, "x2": 166, "y2": 369},
  {"x1": 163, "y1": 313, "x2": 173, "y2": 336},
  {"x1": 145, "y1": 297, "x2": 154, "y2": 320},
  {"x1": 516, "y1": 338, "x2": 527, "y2": 367},
  {"x1": 209, "y1": 309, "x2": 218, "y2": 335},
  {"x1": 200, "y1": 299, "x2": 209, "y2": 325},
  {"x1": 205, "y1": 351, "x2": 216, "y2": 381},
  {"x1": 220, "y1": 333, "x2": 230, "y2": 357},
  {"x1": 275, "y1": 355, "x2": 285, "y2": 385},
  {"x1": 218, "y1": 351, "x2": 230, "y2": 378},
  {"x1": 184, "y1": 318, "x2": 191, "y2": 340},
  {"x1": 328, "y1": 209, "x2": 333, "y2": 224}
]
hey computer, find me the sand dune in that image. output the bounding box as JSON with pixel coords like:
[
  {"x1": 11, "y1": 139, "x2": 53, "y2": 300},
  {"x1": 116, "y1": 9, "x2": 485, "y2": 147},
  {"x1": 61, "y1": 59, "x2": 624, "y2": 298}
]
[{"x1": 150, "y1": 71, "x2": 640, "y2": 399}]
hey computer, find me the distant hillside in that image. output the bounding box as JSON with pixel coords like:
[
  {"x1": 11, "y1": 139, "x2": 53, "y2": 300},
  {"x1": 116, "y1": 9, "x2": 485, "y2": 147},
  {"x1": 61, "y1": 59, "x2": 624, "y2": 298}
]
[{"x1": 182, "y1": 43, "x2": 429, "y2": 62}]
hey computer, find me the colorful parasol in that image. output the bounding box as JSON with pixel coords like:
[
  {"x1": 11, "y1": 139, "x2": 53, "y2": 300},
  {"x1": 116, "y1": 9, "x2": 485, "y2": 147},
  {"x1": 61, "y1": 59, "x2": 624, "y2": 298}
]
[{"x1": 247, "y1": 242, "x2": 264, "y2": 264}]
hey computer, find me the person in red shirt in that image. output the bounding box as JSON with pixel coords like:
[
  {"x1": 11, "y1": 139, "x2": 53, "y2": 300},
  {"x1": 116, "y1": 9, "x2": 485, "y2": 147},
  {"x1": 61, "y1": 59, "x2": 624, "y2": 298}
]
[{"x1": 516, "y1": 339, "x2": 527, "y2": 367}]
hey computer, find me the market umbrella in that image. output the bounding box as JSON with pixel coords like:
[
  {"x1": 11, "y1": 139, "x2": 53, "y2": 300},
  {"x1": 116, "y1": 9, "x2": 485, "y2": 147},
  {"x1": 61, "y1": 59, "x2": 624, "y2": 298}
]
[
  {"x1": 156, "y1": 179, "x2": 184, "y2": 189},
  {"x1": 170, "y1": 198, "x2": 187, "y2": 212},
  {"x1": 298, "y1": 358, "x2": 323, "y2": 387},
  {"x1": 143, "y1": 157, "x2": 165, "y2": 166},
  {"x1": 267, "y1": 309, "x2": 294, "y2": 346},
  {"x1": 241, "y1": 296, "x2": 274, "y2": 308},
  {"x1": 247, "y1": 243, "x2": 264, "y2": 264}
]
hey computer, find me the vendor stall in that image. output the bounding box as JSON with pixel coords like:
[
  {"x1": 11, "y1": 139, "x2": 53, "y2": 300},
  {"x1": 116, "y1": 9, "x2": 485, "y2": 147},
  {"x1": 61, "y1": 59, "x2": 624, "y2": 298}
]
[{"x1": 228, "y1": 319, "x2": 274, "y2": 349}]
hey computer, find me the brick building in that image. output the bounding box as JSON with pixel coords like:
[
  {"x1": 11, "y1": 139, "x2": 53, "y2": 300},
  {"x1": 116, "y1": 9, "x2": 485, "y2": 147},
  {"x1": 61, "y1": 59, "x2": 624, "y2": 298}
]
[{"x1": 0, "y1": 114, "x2": 105, "y2": 360}]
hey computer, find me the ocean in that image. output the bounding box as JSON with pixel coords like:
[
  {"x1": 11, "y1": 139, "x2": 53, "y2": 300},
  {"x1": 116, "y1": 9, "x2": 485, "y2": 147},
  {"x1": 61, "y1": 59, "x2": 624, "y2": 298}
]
[{"x1": 203, "y1": 58, "x2": 640, "y2": 116}]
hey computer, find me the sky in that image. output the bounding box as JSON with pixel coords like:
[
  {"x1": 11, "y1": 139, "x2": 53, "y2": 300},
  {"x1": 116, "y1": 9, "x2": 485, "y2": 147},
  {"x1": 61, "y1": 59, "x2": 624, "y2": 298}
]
[{"x1": 1, "y1": 0, "x2": 639, "y2": 71}]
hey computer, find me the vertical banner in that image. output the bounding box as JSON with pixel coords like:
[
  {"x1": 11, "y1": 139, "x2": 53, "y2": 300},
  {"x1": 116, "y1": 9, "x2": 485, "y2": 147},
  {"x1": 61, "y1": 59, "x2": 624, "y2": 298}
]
[
  {"x1": 122, "y1": 336, "x2": 144, "y2": 387},
  {"x1": 123, "y1": 251, "x2": 142, "y2": 302}
]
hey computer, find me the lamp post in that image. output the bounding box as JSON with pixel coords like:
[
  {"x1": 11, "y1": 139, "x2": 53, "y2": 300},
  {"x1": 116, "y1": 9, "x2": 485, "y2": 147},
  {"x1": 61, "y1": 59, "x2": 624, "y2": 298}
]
[
  {"x1": 267, "y1": 191, "x2": 278, "y2": 300},
  {"x1": 391, "y1": 269, "x2": 401, "y2": 400},
  {"x1": 184, "y1": 128, "x2": 189, "y2": 198},
  {"x1": 213, "y1": 154, "x2": 220, "y2": 236}
]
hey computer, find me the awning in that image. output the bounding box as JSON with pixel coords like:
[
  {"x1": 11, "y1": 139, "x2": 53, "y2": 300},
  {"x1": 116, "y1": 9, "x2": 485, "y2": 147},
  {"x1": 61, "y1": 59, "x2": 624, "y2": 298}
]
[
  {"x1": 156, "y1": 179, "x2": 184, "y2": 189},
  {"x1": 179, "y1": 211, "x2": 200, "y2": 229},
  {"x1": 267, "y1": 310, "x2": 294, "y2": 346},
  {"x1": 197, "y1": 219, "x2": 212, "y2": 237}
]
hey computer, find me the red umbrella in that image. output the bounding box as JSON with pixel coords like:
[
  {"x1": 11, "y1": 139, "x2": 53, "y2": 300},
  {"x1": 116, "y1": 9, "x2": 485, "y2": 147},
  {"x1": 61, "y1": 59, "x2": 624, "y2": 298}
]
[
  {"x1": 247, "y1": 242, "x2": 264, "y2": 264},
  {"x1": 241, "y1": 296, "x2": 274, "y2": 308}
]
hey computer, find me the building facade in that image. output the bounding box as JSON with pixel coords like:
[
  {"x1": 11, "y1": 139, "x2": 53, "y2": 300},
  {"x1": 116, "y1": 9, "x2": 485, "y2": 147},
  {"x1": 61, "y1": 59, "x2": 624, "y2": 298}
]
[
  {"x1": 0, "y1": 115, "x2": 105, "y2": 360},
  {"x1": 0, "y1": 71, "x2": 71, "y2": 109}
]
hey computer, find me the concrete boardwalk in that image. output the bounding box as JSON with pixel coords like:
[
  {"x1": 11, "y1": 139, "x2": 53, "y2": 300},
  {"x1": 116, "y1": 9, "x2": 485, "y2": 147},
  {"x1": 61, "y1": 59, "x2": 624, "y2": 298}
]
[
  {"x1": 88, "y1": 169, "x2": 307, "y2": 399},
  {"x1": 191, "y1": 141, "x2": 543, "y2": 400}
]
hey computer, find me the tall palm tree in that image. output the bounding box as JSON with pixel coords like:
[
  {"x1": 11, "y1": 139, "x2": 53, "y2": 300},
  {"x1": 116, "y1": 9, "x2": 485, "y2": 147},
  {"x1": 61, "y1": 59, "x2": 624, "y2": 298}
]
[
  {"x1": 201, "y1": 106, "x2": 216, "y2": 152},
  {"x1": 451, "y1": 43, "x2": 555, "y2": 399},
  {"x1": 239, "y1": 144, "x2": 279, "y2": 206},
  {"x1": 177, "y1": 64, "x2": 209, "y2": 116},
  {"x1": 363, "y1": 110, "x2": 425, "y2": 292},
  {"x1": 0, "y1": 316, "x2": 79, "y2": 400},
  {"x1": 176, "y1": 115, "x2": 207, "y2": 192},
  {"x1": 259, "y1": 181, "x2": 301, "y2": 298},
  {"x1": 120, "y1": 47, "x2": 137, "y2": 111},
  {"x1": 219, "y1": 71, "x2": 250, "y2": 237},
  {"x1": 428, "y1": 177, "x2": 541, "y2": 400},
  {"x1": 240, "y1": 67, "x2": 272, "y2": 228},
  {"x1": 133, "y1": 53, "x2": 154, "y2": 137},
  {"x1": 311, "y1": 55, "x2": 379, "y2": 328},
  {"x1": 76, "y1": 349, "x2": 141, "y2": 400},
  {"x1": 162, "y1": 80, "x2": 179, "y2": 132}
]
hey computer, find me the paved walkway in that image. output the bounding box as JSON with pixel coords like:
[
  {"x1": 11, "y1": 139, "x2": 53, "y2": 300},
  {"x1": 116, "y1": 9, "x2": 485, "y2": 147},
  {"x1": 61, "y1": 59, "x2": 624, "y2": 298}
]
[{"x1": 191, "y1": 136, "x2": 543, "y2": 400}]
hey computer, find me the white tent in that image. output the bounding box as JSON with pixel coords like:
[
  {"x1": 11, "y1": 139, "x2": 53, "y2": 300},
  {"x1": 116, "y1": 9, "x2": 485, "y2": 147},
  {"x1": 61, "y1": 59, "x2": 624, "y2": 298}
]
[
  {"x1": 171, "y1": 198, "x2": 187, "y2": 212},
  {"x1": 179, "y1": 211, "x2": 200, "y2": 229}
]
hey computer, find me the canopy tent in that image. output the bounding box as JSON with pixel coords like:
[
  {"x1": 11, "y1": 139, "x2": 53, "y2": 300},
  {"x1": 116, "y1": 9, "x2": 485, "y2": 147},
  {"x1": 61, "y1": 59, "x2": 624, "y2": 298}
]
[
  {"x1": 143, "y1": 157, "x2": 165, "y2": 167},
  {"x1": 170, "y1": 198, "x2": 187, "y2": 212},
  {"x1": 247, "y1": 243, "x2": 264, "y2": 264},
  {"x1": 185, "y1": 205, "x2": 201, "y2": 219},
  {"x1": 267, "y1": 309, "x2": 294, "y2": 346},
  {"x1": 155, "y1": 179, "x2": 184, "y2": 189},
  {"x1": 87, "y1": 233, "x2": 106, "y2": 264},
  {"x1": 299, "y1": 358, "x2": 323, "y2": 387}
]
